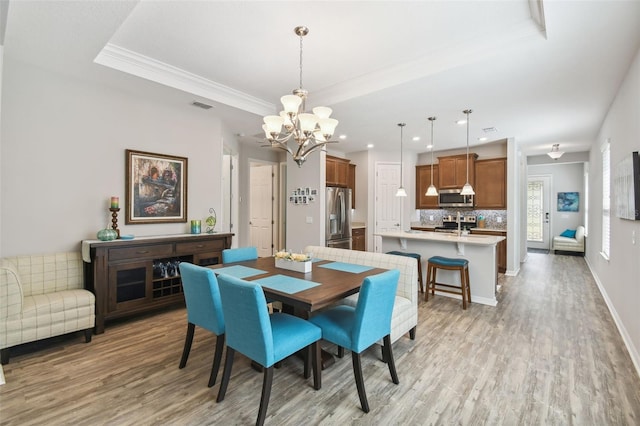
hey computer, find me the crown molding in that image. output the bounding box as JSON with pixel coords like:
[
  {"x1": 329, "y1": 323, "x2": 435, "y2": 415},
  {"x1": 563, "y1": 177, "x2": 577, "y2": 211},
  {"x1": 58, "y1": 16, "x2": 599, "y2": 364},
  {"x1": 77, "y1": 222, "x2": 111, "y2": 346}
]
[{"x1": 94, "y1": 43, "x2": 275, "y2": 116}]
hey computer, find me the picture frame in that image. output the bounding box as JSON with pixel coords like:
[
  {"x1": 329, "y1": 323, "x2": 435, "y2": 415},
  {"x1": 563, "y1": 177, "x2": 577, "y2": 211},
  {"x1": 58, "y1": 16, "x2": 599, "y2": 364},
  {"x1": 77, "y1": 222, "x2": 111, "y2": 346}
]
[
  {"x1": 125, "y1": 149, "x2": 188, "y2": 224},
  {"x1": 557, "y1": 192, "x2": 579, "y2": 212}
]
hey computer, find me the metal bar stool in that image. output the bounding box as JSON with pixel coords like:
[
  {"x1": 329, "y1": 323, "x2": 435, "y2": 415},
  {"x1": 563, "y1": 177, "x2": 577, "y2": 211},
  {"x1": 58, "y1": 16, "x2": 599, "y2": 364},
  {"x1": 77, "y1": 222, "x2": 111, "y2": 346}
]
[
  {"x1": 386, "y1": 251, "x2": 424, "y2": 293},
  {"x1": 426, "y1": 256, "x2": 471, "y2": 309}
]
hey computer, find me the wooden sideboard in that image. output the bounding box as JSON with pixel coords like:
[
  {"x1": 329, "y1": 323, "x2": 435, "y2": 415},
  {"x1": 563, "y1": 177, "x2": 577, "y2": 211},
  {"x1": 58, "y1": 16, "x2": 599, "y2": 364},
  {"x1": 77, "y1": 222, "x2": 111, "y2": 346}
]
[{"x1": 83, "y1": 233, "x2": 233, "y2": 333}]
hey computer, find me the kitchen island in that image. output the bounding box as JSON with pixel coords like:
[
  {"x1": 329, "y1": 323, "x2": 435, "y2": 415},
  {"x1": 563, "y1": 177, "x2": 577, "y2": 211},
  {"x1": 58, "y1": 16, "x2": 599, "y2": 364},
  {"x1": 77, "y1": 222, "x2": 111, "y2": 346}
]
[{"x1": 376, "y1": 230, "x2": 505, "y2": 306}]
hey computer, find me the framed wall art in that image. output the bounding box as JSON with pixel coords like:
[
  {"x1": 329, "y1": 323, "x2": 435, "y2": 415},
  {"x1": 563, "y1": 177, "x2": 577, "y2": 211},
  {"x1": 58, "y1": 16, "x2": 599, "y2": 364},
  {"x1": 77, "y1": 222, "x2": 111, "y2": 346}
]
[
  {"x1": 614, "y1": 151, "x2": 640, "y2": 220},
  {"x1": 125, "y1": 149, "x2": 188, "y2": 224},
  {"x1": 557, "y1": 191, "x2": 579, "y2": 212}
]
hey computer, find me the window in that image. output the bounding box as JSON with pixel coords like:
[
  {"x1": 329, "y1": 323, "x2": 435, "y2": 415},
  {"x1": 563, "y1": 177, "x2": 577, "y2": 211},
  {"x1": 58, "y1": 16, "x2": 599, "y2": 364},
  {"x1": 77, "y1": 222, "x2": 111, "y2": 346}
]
[{"x1": 602, "y1": 140, "x2": 610, "y2": 259}]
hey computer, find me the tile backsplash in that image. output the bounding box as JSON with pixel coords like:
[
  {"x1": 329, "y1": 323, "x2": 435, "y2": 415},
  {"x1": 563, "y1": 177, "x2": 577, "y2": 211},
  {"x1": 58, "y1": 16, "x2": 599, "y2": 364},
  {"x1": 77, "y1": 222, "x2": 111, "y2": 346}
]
[{"x1": 418, "y1": 209, "x2": 507, "y2": 230}]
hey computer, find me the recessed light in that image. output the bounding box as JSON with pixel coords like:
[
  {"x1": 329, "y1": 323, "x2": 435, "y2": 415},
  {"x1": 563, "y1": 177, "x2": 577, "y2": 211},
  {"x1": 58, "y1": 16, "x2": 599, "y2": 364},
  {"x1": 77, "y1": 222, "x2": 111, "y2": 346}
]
[
  {"x1": 426, "y1": 144, "x2": 434, "y2": 149},
  {"x1": 412, "y1": 136, "x2": 420, "y2": 142},
  {"x1": 478, "y1": 137, "x2": 488, "y2": 142},
  {"x1": 456, "y1": 119, "x2": 467, "y2": 125},
  {"x1": 367, "y1": 143, "x2": 374, "y2": 149},
  {"x1": 339, "y1": 134, "x2": 347, "y2": 140},
  {"x1": 482, "y1": 127, "x2": 498, "y2": 133}
]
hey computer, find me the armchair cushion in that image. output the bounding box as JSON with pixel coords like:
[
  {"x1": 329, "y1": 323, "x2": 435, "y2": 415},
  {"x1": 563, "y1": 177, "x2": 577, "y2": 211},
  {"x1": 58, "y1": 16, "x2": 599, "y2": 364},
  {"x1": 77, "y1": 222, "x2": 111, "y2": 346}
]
[{"x1": 560, "y1": 229, "x2": 576, "y2": 238}]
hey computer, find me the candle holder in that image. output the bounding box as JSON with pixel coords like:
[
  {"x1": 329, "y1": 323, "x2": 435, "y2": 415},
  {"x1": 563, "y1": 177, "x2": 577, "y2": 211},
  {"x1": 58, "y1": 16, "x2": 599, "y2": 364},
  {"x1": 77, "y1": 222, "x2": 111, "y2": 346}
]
[{"x1": 109, "y1": 208, "x2": 121, "y2": 238}]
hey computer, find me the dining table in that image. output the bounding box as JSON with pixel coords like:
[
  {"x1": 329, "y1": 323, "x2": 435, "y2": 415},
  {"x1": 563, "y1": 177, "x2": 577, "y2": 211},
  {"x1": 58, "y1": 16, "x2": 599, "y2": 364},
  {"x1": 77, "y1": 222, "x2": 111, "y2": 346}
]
[{"x1": 208, "y1": 256, "x2": 388, "y2": 368}]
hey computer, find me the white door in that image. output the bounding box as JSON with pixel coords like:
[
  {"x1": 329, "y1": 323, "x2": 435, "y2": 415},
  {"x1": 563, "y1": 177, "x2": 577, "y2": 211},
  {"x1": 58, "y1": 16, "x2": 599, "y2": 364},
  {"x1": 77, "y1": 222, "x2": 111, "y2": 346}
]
[
  {"x1": 250, "y1": 163, "x2": 275, "y2": 257},
  {"x1": 527, "y1": 175, "x2": 552, "y2": 250},
  {"x1": 375, "y1": 162, "x2": 403, "y2": 252}
]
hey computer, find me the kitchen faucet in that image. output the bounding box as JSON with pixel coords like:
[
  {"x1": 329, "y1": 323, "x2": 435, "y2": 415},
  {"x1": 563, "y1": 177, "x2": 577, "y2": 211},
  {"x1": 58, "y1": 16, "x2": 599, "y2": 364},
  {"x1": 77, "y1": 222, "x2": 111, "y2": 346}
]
[{"x1": 457, "y1": 211, "x2": 461, "y2": 236}]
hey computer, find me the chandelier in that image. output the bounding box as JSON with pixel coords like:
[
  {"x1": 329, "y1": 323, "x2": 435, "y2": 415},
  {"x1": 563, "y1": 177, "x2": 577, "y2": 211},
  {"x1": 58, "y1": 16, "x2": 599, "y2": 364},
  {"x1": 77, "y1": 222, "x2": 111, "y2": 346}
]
[
  {"x1": 425, "y1": 117, "x2": 438, "y2": 197},
  {"x1": 396, "y1": 123, "x2": 407, "y2": 197},
  {"x1": 460, "y1": 109, "x2": 475, "y2": 196},
  {"x1": 547, "y1": 143, "x2": 564, "y2": 160},
  {"x1": 262, "y1": 26, "x2": 339, "y2": 167}
]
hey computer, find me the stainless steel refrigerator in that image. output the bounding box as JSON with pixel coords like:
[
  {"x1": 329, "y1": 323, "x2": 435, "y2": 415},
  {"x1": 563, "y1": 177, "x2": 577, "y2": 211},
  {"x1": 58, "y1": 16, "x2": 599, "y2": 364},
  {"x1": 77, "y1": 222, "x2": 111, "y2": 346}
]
[{"x1": 326, "y1": 187, "x2": 352, "y2": 249}]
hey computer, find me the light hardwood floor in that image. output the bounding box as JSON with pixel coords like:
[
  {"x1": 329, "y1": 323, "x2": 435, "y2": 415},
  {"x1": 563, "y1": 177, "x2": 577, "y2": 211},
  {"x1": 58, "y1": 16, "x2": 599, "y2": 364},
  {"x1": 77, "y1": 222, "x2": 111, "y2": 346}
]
[{"x1": 1, "y1": 252, "x2": 640, "y2": 425}]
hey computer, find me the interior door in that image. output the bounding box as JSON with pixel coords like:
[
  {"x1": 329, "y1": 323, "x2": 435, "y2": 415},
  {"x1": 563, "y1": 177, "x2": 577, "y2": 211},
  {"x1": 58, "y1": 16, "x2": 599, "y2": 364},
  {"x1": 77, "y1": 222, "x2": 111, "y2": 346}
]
[
  {"x1": 527, "y1": 175, "x2": 551, "y2": 250},
  {"x1": 250, "y1": 162, "x2": 275, "y2": 257},
  {"x1": 374, "y1": 162, "x2": 402, "y2": 252}
]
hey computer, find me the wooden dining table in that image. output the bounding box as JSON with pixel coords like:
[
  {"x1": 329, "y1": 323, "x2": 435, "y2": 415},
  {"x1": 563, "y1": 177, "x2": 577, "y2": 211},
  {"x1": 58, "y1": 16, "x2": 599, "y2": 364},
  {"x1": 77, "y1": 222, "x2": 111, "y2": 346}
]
[{"x1": 208, "y1": 256, "x2": 388, "y2": 368}]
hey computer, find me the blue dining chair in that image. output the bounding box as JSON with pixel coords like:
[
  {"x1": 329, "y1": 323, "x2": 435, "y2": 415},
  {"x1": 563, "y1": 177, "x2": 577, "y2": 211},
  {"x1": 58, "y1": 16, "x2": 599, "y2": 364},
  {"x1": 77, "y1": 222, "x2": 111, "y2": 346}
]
[
  {"x1": 216, "y1": 274, "x2": 322, "y2": 426},
  {"x1": 178, "y1": 262, "x2": 225, "y2": 388},
  {"x1": 309, "y1": 269, "x2": 400, "y2": 413},
  {"x1": 222, "y1": 246, "x2": 258, "y2": 263}
]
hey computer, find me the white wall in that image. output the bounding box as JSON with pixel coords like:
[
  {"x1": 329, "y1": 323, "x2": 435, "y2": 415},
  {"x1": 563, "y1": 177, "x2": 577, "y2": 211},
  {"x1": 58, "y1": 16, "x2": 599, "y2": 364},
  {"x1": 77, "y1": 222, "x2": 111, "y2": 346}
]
[
  {"x1": 587, "y1": 47, "x2": 640, "y2": 374},
  {"x1": 1, "y1": 59, "x2": 225, "y2": 255},
  {"x1": 528, "y1": 162, "x2": 586, "y2": 237}
]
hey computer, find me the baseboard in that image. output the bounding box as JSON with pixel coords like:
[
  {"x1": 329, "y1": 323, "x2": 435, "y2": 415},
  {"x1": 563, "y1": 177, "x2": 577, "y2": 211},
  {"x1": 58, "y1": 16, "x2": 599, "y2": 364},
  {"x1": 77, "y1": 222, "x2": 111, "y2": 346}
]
[
  {"x1": 0, "y1": 363, "x2": 5, "y2": 385},
  {"x1": 584, "y1": 256, "x2": 640, "y2": 379}
]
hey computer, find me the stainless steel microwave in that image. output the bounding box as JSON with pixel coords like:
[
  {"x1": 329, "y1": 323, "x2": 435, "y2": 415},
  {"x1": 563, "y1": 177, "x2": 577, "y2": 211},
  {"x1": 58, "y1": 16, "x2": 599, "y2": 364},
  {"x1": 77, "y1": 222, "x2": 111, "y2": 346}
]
[{"x1": 438, "y1": 189, "x2": 474, "y2": 208}]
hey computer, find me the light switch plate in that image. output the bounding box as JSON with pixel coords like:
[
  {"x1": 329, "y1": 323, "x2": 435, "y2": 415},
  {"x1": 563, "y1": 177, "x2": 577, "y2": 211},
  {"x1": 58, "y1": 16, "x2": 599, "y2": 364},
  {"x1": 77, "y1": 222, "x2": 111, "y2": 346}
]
[{"x1": 306, "y1": 216, "x2": 313, "y2": 224}]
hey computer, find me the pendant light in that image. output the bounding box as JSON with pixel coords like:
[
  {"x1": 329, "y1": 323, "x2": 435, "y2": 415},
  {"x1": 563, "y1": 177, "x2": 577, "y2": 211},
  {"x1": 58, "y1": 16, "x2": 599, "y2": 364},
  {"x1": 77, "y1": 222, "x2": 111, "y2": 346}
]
[
  {"x1": 425, "y1": 117, "x2": 438, "y2": 197},
  {"x1": 396, "y1": 123, "x2": 407, "y2": 197},
  {"x1": 460, "y1": 109, "x2": 475, "y2": 196}
]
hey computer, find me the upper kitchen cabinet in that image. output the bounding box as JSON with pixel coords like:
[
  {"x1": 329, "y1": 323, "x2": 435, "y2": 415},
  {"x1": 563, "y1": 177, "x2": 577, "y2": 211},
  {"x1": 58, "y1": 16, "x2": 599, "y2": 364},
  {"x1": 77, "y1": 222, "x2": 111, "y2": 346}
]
[
  {"x1": 415, "y1": 164, "x2": 439, "y2": 209},
  {"x1": 438, "y1": 153, "x2": 477, "y2": 189},
  {"x1": 326, "y1": 155, "x2": 350, "y2": 187},
  {"x1": 474, "y1": 157, "x2": 507, "y2": 209}
]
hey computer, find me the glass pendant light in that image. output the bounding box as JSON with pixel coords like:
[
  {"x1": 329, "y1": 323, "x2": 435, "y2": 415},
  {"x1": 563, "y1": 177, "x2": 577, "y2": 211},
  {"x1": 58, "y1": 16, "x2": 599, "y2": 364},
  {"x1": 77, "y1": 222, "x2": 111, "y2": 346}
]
[
  {"x1": 460, "y1": 109, "x2": 475, "y2": 196},
  {"x1": 425, "y1": 116, "x2": 438, "y2": 197},
  {"x1": 396, "y1": 123, "x2": 407, "y2": 197}
]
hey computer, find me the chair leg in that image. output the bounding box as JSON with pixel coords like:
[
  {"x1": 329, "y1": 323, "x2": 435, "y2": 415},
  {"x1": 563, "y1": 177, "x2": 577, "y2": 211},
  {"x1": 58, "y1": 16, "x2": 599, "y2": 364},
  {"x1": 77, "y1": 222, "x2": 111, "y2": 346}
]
[
  {"x1": 83, "y1": 328, "x2": 93, "y2": 343},
  {"x1": 425, "y1": 264, "x2": 431, "y2": 301},
  {"x1": 216, "y1": 347, "x2": 235, "y2": 403},
  {"x1": 312, "y1": 341, "x2": 321, "y2": 390},
  {"x1": 256, "y1": 366, "x2": 274, "y2": 426},
  {"x1": 417, "y1": 258, "x2": 424, "y2": 293},
  {"x1": 303, "y1": 345, "x2": 311, "y2": 379},
  {"x1": 1, "y1": 348, "x2": 9, "y2": 365},
  {"x1": 337, "y1": 346, "x2": 345, "y2": 358},
  {"x1": 179, "y1": 323, "x2": 195, "y2": 369},
  {"x1": 383, "y1": 335, "x2": 399, "y2": 385},
  {"x1": 208, "y1": 333, "x2": 225, "y2": 387},
  {"x1": 351, "y1": 352, "x2": 370, "y2": 413},
  {"x1": 460, "y1": 268, "x2": 467, "y2": 310},
  {"x1": 465, "y1": 267, "x2": 472, "y2": 306}
]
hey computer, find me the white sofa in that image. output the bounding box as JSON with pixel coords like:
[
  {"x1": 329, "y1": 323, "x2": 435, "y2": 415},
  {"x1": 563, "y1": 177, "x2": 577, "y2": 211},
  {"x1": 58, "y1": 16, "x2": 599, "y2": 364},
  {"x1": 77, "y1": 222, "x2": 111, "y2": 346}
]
[
  {"x1": 0, "y1": 252, "x2": 95, "y2": 364},
  {"x1": 552, "y1": 226, "x2": 585, "y2": 255},
  {"x1": 304, "y1": 246, "x2": 418, "y2": 344}
]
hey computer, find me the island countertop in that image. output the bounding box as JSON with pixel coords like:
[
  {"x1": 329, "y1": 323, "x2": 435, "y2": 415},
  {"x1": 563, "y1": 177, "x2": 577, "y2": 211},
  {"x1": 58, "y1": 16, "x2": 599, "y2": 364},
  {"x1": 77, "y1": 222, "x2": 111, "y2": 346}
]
[
  {"x1": 376, "y1": 230, "x2": 502, "y2": 306},
  {"x1": 375, "y1": 230, "x2": 505, "y2": 246}
]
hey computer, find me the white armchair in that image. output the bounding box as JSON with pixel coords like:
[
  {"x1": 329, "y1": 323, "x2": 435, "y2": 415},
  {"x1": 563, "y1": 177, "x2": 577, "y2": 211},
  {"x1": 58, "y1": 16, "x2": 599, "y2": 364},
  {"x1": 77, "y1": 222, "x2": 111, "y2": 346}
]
[
  {"x1": 552, "y1": 225, "x2": 585, "y2": 254},
  {"x1": 1, "y1": 252, "x2": 95, "y2": 364}
]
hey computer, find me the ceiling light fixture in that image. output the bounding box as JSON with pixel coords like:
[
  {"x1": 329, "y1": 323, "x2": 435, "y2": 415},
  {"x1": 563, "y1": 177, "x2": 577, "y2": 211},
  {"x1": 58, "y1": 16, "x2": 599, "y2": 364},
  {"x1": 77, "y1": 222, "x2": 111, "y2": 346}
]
[
  {"x1": 396, "y1": 123, "x2": 407, "y2": 197},
  {"x1": 460, "y1": 109, "x2": 475, "y2": 196},
  {"x1": 425, "y1": 117, "x2": 438, "y2": 197},
  {"x1": 548, "y1": 143, "x2": 564, "y2": 160},
  {"x1": 261, "y1": 26, "x2": 339, "y2": 167}
]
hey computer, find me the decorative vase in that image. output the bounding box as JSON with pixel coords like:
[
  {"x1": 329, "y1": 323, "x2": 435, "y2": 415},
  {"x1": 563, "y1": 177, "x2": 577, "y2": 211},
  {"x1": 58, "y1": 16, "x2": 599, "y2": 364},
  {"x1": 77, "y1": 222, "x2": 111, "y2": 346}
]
[
  {"x1": 205, "y1": 208, "x2": 217, "y2": 233},
  {"x1": 97, "y1": 228, "x2": 118, "y2": 241}
]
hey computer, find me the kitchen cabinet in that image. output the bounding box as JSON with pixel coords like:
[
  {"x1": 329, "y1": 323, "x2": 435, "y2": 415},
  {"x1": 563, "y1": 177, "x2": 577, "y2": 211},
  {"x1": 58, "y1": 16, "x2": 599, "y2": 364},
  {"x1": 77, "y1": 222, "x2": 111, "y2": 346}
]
[
  {"x1": 348, "y1": 163, "x2": 356, "y2": 208},
  {"x1": 438, "y1": 153, "x2": 477, "y2": 189},
  {"x1": 84, "y1": 233, "x2": 233, "y2": 333},
  {"x1": 474, "y1": 158, "x2": 507, "y2": 209},
  {"x1": 415, "y1": 164, "x2": 439, "y2": 209},
  {"x1": 326, "y1": 155, "x2": 350, "y2": 187},
  {"x1": 352, "y1": 227, "x2": 366, "y2": 251},
  {"x1": 470, "y1": 229, "x2": 506, "y2": 273}
]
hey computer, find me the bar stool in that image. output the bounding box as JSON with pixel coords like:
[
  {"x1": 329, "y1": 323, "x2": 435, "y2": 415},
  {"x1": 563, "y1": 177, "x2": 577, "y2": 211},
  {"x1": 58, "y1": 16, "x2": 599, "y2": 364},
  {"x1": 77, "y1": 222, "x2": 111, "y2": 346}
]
[
  {"x1": 386, "y1": 251, "x2": 424, "y2": 293},
  {"x1": 426, "y1": 256, "x2": 471, "y2": 309}
]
